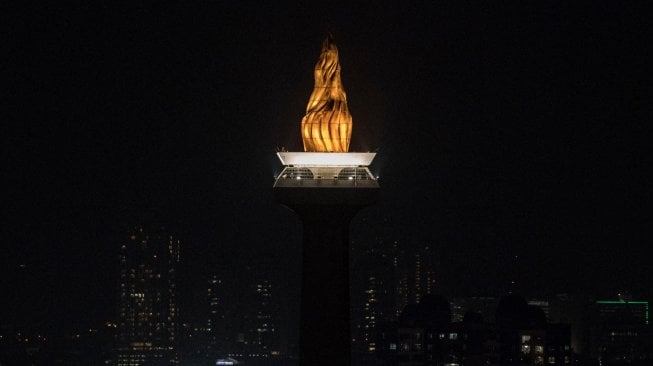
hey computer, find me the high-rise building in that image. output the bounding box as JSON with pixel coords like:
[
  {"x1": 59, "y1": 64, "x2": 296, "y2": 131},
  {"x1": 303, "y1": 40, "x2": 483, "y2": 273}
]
[
  {"x1": 250, "y1": 279, "x2": 278, "y2": 357},
  {"x1": 585, "y1": 298, "x2": 652, "y2": 363},
  {"x1": 361, "y1": 275, "x2": 379, "y2": 353},
  {"x1": 115, "y1": 225, "x2": 181, "y2": 366},
  {"x1": 350, "y1": 235, "x2": 397, "y2": 358},
  {"x1": 395, "y1": 245, "x2": 438, "y2": 315},
  {"x1": 206, "y1": 275, "x2": 227, "y2": 359},
  {"x1": 449, "y1": 296, "x2": 499, "y2": 324},
  {"x1": 205, "y1": 264, "x2": 283, "y2": 362}
]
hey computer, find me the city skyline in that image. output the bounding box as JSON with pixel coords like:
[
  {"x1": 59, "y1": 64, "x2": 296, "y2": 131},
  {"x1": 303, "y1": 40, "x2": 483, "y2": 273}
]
[{"x1": 4, "y1": 0, "x2": 649, "y2": 348}]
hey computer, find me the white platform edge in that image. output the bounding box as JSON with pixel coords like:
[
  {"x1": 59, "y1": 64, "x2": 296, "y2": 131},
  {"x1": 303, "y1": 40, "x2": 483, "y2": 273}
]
[{"x1": 277, "y1": 152, "x2": 376, "y2": 166}]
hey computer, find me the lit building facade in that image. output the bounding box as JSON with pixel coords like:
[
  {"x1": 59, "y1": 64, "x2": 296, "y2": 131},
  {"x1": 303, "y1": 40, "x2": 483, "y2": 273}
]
[
  {"x1": 206, "y1": 267, "x2": 282, "y2": 362},
  {"x1": 376, "y1": 294, "x2": 573, "y2": 366},
  {"x1": 350, "y1": 235, "x2": 398, "y2": 359},
  {"x1": 361, "y1": 275, "x2": 379, "y2": 353},
  {"x1": 115, "y1": 225, "x2": 181, "y2": 366},
  {"x1": 585, "y1": 298, "x2": 653, "y2": 363},
  {"x1": 250, "y1": 279, "x2": 278, "y2": 357},
  {"x1": 206, "y1": 275, "x2": 227, "y2": 360},
  {"x1": 395, "y1": 245, "x2": 438, "y2": 317},
  {"x1": 449, "y1": 296, "x2": 498, "y2": 324}
]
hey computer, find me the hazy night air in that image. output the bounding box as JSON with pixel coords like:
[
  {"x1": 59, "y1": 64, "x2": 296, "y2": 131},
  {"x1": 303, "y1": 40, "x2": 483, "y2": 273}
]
[{"x1": 3, "y1": 2, "x2": 650, "y2": 365}]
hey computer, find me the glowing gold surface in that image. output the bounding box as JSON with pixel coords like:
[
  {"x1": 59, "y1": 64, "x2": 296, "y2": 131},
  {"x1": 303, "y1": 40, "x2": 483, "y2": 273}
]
[{"x1": 301, "y1": 37, "x2": 352, "y2": 152}]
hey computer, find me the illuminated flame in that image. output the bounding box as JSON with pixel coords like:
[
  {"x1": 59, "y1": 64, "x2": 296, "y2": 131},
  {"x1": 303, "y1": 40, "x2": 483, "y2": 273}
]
[{"x1": 301, "y1": 37, "x2": 352, "y2": 152}]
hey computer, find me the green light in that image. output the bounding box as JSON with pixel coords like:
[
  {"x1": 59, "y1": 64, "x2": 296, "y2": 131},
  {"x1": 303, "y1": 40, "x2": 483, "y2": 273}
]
[{"x1": 596, "y1": 300, "x2": 649, "y2": 325}]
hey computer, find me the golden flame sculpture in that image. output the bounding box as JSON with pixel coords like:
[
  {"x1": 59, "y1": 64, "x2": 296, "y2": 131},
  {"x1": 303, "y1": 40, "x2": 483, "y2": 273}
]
[{"x1": 301, "y1": 37, "x2": 352, "y2": 152}]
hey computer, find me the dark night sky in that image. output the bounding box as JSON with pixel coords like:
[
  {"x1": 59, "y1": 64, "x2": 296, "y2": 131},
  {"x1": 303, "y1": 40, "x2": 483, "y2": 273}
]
[{"x1": 3, "y1": 2, "x2": 650, "y2": 334}]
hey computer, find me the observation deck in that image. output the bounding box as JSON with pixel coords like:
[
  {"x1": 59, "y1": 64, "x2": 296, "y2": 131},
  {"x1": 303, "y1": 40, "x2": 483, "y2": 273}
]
[
  {"x1": 274, "y1": 152, "x2": 379, "y2": 188},
  {"x1": 273, "y1": 152, "x2": 379, "y2": 205}
]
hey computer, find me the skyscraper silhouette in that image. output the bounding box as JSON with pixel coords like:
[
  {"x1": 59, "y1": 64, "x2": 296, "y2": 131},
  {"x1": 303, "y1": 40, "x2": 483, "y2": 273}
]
[{"x1": 115, "y1": 225, "x2": 180, "y2": 366}]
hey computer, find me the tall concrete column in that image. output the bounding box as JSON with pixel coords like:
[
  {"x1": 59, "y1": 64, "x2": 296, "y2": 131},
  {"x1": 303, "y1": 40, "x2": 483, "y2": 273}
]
[{"x1": 275, "y1": 184, "x2": 378, "y2": 366}]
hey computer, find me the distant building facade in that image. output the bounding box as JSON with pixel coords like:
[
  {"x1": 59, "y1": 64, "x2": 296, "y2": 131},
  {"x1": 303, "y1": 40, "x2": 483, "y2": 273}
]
[
  {"x1": 584, "y1": 298, "x2": 653, "y2": 364},
  {"x1": 395, "y1": 244, "x2": 438, "y2": 317},
  {"x1": 351, "y1": 237, "x2": 396, "y2": 358},
  {"x1": 207, "y1": 274, "x2": 229, "y2": 360},
  {"x1": 351, "y1": 238, "x2": 440, "y2": 363},
  {"x1": 205, "y1": 264, "x2": 282, "y2": 363},
  {"x1": 115, "y1": 225, "x2": 181, "y2": 366},
  {"x1": 374, "y1": 294, "x2": 573, "y2": 366},
  {"x1": 250, "y1": 279, "x2": 278, "y2": 357}
]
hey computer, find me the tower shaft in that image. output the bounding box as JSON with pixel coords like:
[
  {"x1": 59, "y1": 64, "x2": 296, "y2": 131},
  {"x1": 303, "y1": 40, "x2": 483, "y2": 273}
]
[
  {"x1": 295, "y1": 205, "x2": 358, "y2": 366},
  {"x1": 275, "y1": 166, "x2": 378, "y2": 365}
]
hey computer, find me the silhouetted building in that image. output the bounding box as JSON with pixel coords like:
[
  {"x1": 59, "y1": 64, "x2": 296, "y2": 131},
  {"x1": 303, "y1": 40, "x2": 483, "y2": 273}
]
[
  {"x1": 207, "y1": 274, "x2": 228, "y2": 360},
  {"x1": 450, "y1": 296, "x2": 499, "y2": 324},
  {"x1": 204, "y1": 265, "x2": 283, "y2": 363},
  {"x1": 249, "y1": 279, "x2": 279, "y2": 357},
  {"x1": 115, "y1": 225, "x2": 181, "y2": 366},
  {"x1": 495, "y1": 294, "x2": 548, "y2": 365},
  {"x1": 374, "y1": 319, "x2": 400, "y2": 365},
  {"x1": 584, "y1": 298, "x2": 653, "y2": 364},
  {"x1": 528, "y1": 299, "x2": 551, "y2": 322},
  {"x1": 545, "y1": 323, "x2": 572, "y2": 365},
  {"x1": 494, "y1": 294, "x2": 575, "y2": 365},
  {"x1": 396, "y1": 294, "x2": 455, "y2": 365},
  {"x1": 377, "y1": 294, "x2": 573, "y2": 366},
  {"x1": 361, "y1": 275, "x2": 380, "y2": 353},
  {"x1": 396, "y1": 245, "x2": 438, "y2": 317},
  {"x1": 545, "y1": 293, "x2": 584, "y2": 353},
  {"x1": 351, "y1": 236, "x2": 397, "y2": 359}
]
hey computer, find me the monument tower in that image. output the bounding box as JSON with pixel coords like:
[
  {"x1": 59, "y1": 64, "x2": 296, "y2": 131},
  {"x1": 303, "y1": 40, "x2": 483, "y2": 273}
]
[{"x1": 273, "y1": 36, "x2": 379, "y2": 366}]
